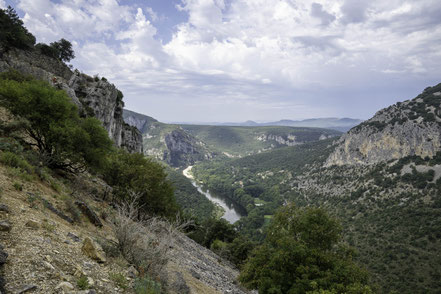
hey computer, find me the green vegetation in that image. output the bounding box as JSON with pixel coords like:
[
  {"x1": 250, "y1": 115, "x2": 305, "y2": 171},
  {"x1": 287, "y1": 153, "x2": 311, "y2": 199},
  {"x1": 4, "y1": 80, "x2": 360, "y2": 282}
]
[
  {"x1": 0, "y1": 72, "x2": 113, "y2": 172},
  {"x1": 134, "y1": 275, "x2": 162, "y2": 294},
  {"x1": 181, "y1": 124, "x2": 340, "y2": 157},
  {"x1": 166, "y1": 167, "x2": 216, "y2": 220},
  {"x1": 76, "y1": 275, "x2": 89, "y2": 290},
  {"x1": 36, "y1": 38, "x2": 75, "y2": 62},
  {"x1": 240, "y1": 204, "x2": 372, "y2": 294},
  {"x1": 102, "y1": 150, "x2": 178, "y2": 218},
  {"x1": 109, "y1": 272, "x2": 128, "y2": 290},
  {"x1": 192, "y1": 139, "x2": 336, "y2": 239},
  {"x1": 0, "y1": 6, "x2": 35, "y2": 50}
]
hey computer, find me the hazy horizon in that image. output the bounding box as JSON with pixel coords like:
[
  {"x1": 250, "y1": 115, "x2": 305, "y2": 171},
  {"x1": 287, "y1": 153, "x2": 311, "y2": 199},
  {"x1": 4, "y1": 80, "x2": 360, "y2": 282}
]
[{"x1": 3, "y1": 0, "x2": 440, "y2": 122}]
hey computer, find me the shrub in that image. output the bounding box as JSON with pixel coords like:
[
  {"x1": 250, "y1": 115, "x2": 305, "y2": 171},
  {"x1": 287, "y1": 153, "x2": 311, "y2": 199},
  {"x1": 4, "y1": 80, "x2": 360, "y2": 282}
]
[
  {"x1": 134, "y1": 276, "x2": 162, "y2": 294},
  {"x1": 0, "y1": 151, "x2": 33, "y2": 173},
  {"x1": 103, "y1": 150, "x2": 178, "y2": 218},
  {"x1": 76, "y1": 275, "x2": 89, "y2": 290},
  {"x1": 112, "y1": 195, "x2": 187, "y2": 280},
  {"x1": 12, "y1": 182, "x2": 22, "y2": 191},
  {"x1": 109, "y1": 272, "x2": 128, "y2": 290}
]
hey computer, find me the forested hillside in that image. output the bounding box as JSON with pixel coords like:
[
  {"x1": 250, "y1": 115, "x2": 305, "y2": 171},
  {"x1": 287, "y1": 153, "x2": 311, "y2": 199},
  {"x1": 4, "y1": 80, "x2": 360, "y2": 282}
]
[{"x1": 192, "y1": 83, "x2": 441, "y2": 293}]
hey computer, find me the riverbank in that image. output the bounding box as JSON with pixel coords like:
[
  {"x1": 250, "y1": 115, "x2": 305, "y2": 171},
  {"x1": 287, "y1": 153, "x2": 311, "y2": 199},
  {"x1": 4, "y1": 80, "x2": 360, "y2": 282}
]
[{"x1": 182, "y1": 166, "x2": 244, "y2": 224}]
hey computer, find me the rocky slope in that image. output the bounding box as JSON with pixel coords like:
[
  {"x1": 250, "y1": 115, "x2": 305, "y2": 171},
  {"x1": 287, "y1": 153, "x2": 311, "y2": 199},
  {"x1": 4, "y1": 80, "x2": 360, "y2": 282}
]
[
  {"x1": 0, "y1": 162, "x2": 248, "y2": 293},
  {"x1": 0, "y1": 48, "x2": 142, "y2": 153},
  {"x1": 326, "y1": 83, "x2": 441, "y2": 166},
  {"x1": 123, "y1": 110, "x2": 216, "y2": 167}
]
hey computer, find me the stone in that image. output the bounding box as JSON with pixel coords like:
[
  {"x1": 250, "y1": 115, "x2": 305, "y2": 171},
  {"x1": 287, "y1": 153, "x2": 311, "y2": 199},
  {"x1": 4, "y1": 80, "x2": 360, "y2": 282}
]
[
  {"x1": 55, "y1": 281, "x2": 74, "y2": 291},
  {"x1": 67, "y1": 232, "x2": 80, "y2": 242},
  {"x1": 127, "y1": 266, "x2": 139, "y2": 279},
  {"x1": 17, "y1": 284, "x2": 37, "y2": 293},
  {"x1": 0, "y1": 204, "x2": 10, "y2": 213},
  {"x1": 0, "y1": 221, "x2": 11, "y2": 232},
  {"x1": 42, "y1": 261, "x2": 55, "y2": 270},
  {"x1": 74, "y1": 201, "x2": 103, "y2": 227},
  {"x1": 82, "y1": 237, "x2": 106, "y2": 263},
  {"x1": 25, "y1": 219, "x2": 40, "y2": 229},
  {"x1": 0, "y1": 246, "x2": 7, "y2": 265},
  {"x1": 87, "y1": 277, "x2": 95, "y2": 286}
]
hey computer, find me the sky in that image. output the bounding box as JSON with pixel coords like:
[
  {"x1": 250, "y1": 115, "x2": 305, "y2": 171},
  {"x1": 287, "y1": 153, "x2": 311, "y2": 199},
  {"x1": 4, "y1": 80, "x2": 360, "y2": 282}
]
[{"x1": 2, "y1": 0, "x2": 441, "y2": 123}]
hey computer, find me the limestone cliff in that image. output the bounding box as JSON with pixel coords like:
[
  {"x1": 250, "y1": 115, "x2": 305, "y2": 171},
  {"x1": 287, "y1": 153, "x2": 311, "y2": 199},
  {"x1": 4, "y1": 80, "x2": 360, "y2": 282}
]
[
  {"x1": 0, "y1": 48, "x2": 142, "y2": 153},
  {"x1": 326, "y1": 83, "x2": 441, "y2": 166},
  {"x1": 123, "y1": 109, "x2": 216, "y2": 167}
]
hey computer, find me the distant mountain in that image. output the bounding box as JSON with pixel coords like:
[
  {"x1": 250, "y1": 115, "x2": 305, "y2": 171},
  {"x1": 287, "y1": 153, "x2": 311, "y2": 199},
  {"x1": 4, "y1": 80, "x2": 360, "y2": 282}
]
[{"x1": 178, "y1": 117, "x2": 363, "y2": 132}]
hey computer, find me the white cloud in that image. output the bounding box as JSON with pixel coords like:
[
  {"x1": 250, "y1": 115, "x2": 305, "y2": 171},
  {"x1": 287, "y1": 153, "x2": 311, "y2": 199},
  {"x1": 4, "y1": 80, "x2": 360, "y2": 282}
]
[
  {"x1": 0, "y1": 0, "x2": 6, "y2": 9},
  {"x1": 12, "y1": 0, "x2": 441, "y2": 122}
]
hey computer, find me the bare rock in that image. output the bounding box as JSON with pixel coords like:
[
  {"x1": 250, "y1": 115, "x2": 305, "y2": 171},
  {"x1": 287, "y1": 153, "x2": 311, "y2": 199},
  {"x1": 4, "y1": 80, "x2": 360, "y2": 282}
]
[
  {"x1": 25, "y1": 219, "x2": 40, "y2": 229},
  {"x1": 17, "y1": 284, "x2": 37, "y2": 293},
  {"x1": 0, "y1": 204, "x2": 10, "y2": 213},
  {"x1": 74, "y1": 201, "x2": 103, "y2": 227},
  {"x1": 82, "y1": 237, "x2": 106, "y2": 263},
  {"x1": 55, "y1": 281, "x2": 74, "y2": 291},
  {"x1": 0, "y1": 221, "x2": 11, "y2": 232}
]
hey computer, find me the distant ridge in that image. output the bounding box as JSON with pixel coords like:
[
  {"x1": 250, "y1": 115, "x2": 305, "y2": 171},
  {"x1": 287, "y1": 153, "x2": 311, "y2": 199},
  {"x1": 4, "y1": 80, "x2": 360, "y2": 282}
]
[{"x1": 175, "y1": 117, "x2": 363, "y2": 132}]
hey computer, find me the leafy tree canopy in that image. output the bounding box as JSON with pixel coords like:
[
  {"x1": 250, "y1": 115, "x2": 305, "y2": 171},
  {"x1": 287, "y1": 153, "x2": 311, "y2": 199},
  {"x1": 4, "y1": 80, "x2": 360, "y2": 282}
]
[
  {"x1": 0, "y1": 71, "x2": 113, "y2": 172},
  {"x1": 103, "y1": 150, "x2": 179, "y2": 218},
  {"x1": 239, "y1": 204, "x2": 373, "y2": 294},
  {"x1": 0, "y1": 6, "x2": 36, "y2": 50}
]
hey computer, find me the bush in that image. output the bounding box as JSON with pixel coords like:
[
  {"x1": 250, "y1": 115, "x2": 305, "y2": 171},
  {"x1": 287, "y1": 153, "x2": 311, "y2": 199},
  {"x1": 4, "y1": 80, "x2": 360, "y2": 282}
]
[
  {"x1": 134, "y1": 276, "x2": 162, "y2": 294},
  {"x1": 103, "y1": 150, "x2": 178, "y2": 218},
  {"x1": 76, "y1": 275, "x2": 89, "y2": 290},
  {"x1": 109, "y1": 272, "x2": 128, "y2": 290},
  {"x1": 0, "y1": 76, "x2": 113, "y2": 172},
  {"x1": 0, "y1": 151, "x2": 33, "y2": 173},
  {"x1": 112, "y1": 196, "x2": 185, "y2": 280}
]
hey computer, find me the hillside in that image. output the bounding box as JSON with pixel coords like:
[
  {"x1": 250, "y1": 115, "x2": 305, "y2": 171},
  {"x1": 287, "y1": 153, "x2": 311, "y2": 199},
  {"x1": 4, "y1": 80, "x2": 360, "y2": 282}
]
[
  {"x1": 327, "y1": 83, "x2": 441, "y2": 166},
  {"x1": 124, "y1": 109, "x2": 341, "y2": 166},
  {"x1": 192, "y1": 83, "x2": 441, "y2": 293},
  {"x1": 181, "y1": 125, "x2": 340, "y2": 157}
]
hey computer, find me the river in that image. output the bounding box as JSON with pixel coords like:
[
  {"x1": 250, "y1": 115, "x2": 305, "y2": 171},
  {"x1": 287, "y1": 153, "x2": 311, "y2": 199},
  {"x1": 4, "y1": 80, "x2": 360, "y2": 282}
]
[{"x1": 183, "y1": 166, "x2": 246, "y2": 224}]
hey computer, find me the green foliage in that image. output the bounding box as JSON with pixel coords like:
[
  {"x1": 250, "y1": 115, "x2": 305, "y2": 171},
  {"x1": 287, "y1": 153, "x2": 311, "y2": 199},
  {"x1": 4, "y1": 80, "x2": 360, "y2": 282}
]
[
  {"x1": 0, "y1": 151, "x2": 33, "y2": 173},
  {"x1": 76, "y1": 276, "x2": 89, "y2": 290},
  {"x1": 134, "y1": 275, "x2": 162, "y2": 294},
  {"x1": 50, "y1": 38, "x2": 75, "y2": 62},
  {"x1": 109, "y1": 272, "x2": 128, "y2": 290},
  {"x1": 35, "y1": 43, "x2": 59, "y2": 59},
  {"x1": 239, "y1": 204, "x2": 372, "y2": 294},
  {"x1": 0, "y1": 76, "x2": 113, "y2": 172},
  {"x1": 0, "y1": 6, "x2": 36, "y2": 50},
  {"x1": 166, "y1": 167, "x2": 215, "y2": 220},
  {"x1": 103, "y1": 150, "x2": 179, "y2": 218},
  {"x1": 12, "y1": 182, "x2": 22, "y2": 191}
]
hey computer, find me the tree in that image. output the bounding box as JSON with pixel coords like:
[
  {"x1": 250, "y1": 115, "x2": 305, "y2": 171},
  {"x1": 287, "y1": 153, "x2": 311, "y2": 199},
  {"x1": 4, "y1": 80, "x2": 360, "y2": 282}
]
[
  {"x1": 103, "y1": 150, "x2": 179, "y2": 218},
  {"x1": 50, "y1": 38, "x2": 75, "y2": 62},
  {"x1": 239, "y1": 204, "x2": 372, "y2": 294},
  {"x1": 0, "y1": 6, "x2": 36, "y2": 50},
  {"x1": 0, "y1": 72, "x2": 113, "y2": 172}
]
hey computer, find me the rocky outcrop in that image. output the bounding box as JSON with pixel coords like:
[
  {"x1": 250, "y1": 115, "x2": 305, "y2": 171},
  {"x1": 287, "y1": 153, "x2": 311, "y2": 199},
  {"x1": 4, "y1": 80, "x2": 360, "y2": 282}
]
[
  {"x1": 0, "y1": 48, "x2": 142, "y2": 153},
  {"x1": 326, "y1": 83, "x2": 441, "y2": 166},
  {"x1": 164, "y1": 129, "x2": 215, "y2": 167}
]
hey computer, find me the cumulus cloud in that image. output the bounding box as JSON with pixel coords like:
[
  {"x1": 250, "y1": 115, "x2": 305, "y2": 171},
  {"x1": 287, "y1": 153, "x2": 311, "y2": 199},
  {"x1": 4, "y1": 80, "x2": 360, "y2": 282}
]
[
  {"x1": 0, "y1": 0, "x2": 6, "y2": 9},
  {"x1": 11, "y1": 0, "x2": 441, "y2": 122},
  {"x1": 311, "y1": 2, "x2": 336, "y2": 26}
]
